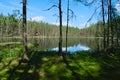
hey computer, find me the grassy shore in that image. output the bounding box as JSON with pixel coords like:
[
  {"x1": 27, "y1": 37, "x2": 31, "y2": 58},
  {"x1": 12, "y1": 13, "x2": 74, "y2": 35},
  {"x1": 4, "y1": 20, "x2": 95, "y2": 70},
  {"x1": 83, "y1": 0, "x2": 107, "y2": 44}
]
[{"x1": 0, "y1": 45, "x2": 120, "y2": 80}]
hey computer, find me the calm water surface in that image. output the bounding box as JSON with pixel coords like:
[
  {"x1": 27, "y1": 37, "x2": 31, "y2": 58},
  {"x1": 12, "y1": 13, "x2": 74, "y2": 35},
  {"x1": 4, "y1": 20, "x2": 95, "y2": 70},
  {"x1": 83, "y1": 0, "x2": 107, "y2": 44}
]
[
  {"x1": 49, "y1": 44, "x2": 90, "y2": 53},
  {"x1": 0, "y1": 37, "x2": 103, "y2": 53}
]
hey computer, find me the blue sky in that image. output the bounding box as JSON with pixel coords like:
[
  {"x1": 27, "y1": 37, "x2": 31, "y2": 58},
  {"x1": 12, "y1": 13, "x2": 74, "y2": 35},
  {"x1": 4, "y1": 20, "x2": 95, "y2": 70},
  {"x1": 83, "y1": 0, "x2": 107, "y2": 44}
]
[{"x1": 0, "y1": 0, "x2": 120, "y2": 28}]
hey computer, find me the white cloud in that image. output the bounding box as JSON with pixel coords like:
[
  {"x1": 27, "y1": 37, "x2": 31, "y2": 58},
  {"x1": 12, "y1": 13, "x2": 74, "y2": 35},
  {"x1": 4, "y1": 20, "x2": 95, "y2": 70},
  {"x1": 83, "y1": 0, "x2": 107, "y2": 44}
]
[
  {"x1": 52, "y1": 22, "x2": 66, "y2": 26},
  {"x1": 51, "y1": 22, "x2": 91, "y2": 29},
  {"x1": 51, "y1": 22, "x2": 73, "y2": 26},
  {"x1": 31, "y1": 16, "x2": 45, "y2": 22},
  {"x1": 79, "y1": 22, "x2": 91, "y2": 29},
  {"x1": 51, "y1": 22, "x2": 59, "y2": 26},
  {"x1": 115, "y1": 3, "x2": 120, "y2": 12}
]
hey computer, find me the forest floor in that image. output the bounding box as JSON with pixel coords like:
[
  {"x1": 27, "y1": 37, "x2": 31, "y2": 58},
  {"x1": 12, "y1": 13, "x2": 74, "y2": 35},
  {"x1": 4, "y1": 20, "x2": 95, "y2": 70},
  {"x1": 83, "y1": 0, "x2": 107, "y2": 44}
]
[{"x1": 0, "y1": 47, "x2": 120, "y2": 80}]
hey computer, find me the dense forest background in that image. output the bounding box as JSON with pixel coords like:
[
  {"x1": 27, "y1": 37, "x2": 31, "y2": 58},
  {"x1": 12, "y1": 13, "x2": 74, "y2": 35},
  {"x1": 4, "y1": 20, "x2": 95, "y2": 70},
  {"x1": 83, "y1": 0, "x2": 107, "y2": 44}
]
[
  {"x1": 0, "y1": 14, "x2": 120, "y2": 40},
  {"x1": 0, "y1": 0, "x2": 120, "y2": 80},
  {"x1": 0, "y1": 14, "x2": 80, "y2": 37}
]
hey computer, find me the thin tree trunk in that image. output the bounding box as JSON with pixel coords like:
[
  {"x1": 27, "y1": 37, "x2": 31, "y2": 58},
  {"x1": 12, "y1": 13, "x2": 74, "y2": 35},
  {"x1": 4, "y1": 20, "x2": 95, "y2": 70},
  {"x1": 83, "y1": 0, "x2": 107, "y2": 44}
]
[
  {"x1": 109, "y1": 0, "x2": 114, "y2": 47},
  {"x1": 116, "y1": 21, "x2": 119, "y2": 46},
  {"x1": 102, "y1": 0, "x2": 106, "y2": 49},
  {"x1": 107, "y1": 0, "x2": 110, "y2": 47},
  {"x1": 22, "y1": 0, "x2": 28, "y2": 60},
  {"x1": 58, "y1": 0, "x2": 63, "y2": 56},
  {"x1": 66, "y1": 0, "x2": 69, "y2": 52}
]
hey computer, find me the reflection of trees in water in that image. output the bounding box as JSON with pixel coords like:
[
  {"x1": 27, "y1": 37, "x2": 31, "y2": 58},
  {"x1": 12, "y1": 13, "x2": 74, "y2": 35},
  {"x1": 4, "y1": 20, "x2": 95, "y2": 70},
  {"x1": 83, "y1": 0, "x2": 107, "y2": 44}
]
[
  {"x1": 78, "y1": 38, "x2": 103, "y2": 50},
  {"x1": 30, "y1": 38, "x2": 82, "y2": 51},
  {"x1": 64, "y1": 38, "x2": 103, "y2": 50},
  {"x1": 30, "y1": 38, "x2": 103, "y2": 51},
  {"x1": 0, "y1": 38, "x2": 103, "y2": 51},
  {"x1": 29, "y1": 38, "x2": 59, "y2": 51}
]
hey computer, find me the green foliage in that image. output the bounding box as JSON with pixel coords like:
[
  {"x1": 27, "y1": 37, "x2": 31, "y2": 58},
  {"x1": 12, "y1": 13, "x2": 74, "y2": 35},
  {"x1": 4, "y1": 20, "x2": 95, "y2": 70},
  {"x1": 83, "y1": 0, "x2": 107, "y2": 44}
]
[
  {"x1": 79, "y1": 21, "x2": 103, "y2": 37},
  {"x1": 0, "y1": 14, "x2": 81, "y2": 38},
  {"x1": 2, "y1": 13, "x2": 120, "y2": 38},
  {"x1": 0, "y1": 49, "x2": 120, "y2": 80},
  {"x1": 79, "y1": 16, "x2": 120, "y2": 40}
]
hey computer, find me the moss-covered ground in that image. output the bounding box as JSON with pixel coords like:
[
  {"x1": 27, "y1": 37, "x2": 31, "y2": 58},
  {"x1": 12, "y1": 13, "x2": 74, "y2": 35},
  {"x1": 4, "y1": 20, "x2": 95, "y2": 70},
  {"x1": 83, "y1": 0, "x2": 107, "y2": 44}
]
[{"x1": 0, "y1": 44, "x2": 120, "y2": 80}]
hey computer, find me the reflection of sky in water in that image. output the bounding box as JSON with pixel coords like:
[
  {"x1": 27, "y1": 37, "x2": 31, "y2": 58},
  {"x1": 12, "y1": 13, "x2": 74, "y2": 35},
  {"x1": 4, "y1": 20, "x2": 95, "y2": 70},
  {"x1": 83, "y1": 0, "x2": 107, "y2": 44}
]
[{"x1": 49, "y1": 44, "x2": 90, "y2": 53}]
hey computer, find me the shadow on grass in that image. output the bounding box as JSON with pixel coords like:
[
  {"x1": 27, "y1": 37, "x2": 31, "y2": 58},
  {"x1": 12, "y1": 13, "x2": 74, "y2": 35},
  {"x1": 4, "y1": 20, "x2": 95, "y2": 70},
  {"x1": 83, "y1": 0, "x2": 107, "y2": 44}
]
[{"x1": 0, "y1": 50, "x2": 120, "y2": 80}]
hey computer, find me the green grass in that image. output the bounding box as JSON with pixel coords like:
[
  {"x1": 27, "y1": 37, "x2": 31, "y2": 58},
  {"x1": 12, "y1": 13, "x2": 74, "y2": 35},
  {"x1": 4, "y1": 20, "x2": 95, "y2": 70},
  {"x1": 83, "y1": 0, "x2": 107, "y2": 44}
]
[
  {"x1": 0, "y1": 46, "x2": 120, "y2": 80},
  {"x1": 0, "y1": 36, "x2": 58, "y2": 39},
  {"x1": 0, "y1": 42, "x2": 21, "y2": 46}
]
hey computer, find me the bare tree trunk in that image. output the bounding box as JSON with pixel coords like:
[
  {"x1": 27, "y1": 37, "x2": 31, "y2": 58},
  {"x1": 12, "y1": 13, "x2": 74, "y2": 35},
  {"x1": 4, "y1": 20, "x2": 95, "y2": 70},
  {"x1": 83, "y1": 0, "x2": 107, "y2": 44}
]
[
  {"x1": 66, "y1": 0, "x2": 69, "y2": 52},
  {"x1": 102, "y1": 0, "x2": 106, "y2": 50},
  {"x1": 58, "y1": 0, "x2": 63, "y2": 56},
  {"x1": 116, "y1": 20, "x2": 119, "y2": 46},
  {"x1": 107, "y1": 0, "x2": 110, "y2": 47},
  {"x1": 22, "y1": 0, "x2": 28, "y2": 60},
  {"x1": 109, "y1": 0, "x2": 114, "y2": 48}
]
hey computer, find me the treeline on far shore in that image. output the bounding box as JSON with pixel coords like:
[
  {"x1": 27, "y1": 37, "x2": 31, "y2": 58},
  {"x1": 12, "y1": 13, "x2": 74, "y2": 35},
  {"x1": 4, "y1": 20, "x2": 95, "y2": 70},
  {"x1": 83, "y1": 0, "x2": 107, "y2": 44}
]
[
  {"x1": 0, "y1": 14, "x2": 120, "y2": 38},
  {"x1": 0, "y1": 14, "x2": 80, "y2": 37}
]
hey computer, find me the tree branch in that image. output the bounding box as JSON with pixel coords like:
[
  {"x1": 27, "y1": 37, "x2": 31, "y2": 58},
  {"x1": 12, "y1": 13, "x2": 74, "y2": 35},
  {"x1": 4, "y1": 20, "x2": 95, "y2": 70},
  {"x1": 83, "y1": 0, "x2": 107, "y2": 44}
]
[
  {"x1": 43, "y1": 5, "x2": 58, "y2": 11},
  {"x1": 69, "y1": 9, "x2": 76, "y2": 20},
  {"x1": 85, "y1": 5, "x2": 101, "y2": 27}
]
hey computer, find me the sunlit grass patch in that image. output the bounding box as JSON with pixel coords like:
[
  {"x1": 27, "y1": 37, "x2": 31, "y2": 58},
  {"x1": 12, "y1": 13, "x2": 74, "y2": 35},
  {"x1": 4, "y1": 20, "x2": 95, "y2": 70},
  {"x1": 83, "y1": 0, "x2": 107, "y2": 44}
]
[
  {"x1": 42, "y1": 62, "x2": 72, "y2": 79},
  {"x1": 16, "y1": 70, "x2": 24, "y2": 73},
  {"x1": 0, "y1": 68, "x2": 9, "y2": 79},
  {"x1": 28, "y1": 43, "x2": 34, "y2": 48},
  {"x1": 41, "y1": 57, "x2": 49, "y2": 62},
  {"x1": 0, "y1": 42, "x2": 21, "y2": 46},
  {"x1": 69, "y1": 60, "x2": 101, "y2": 77},
  {"x1": 0, "y1": 48, "x2": 22, "y2": 59},
  {"x1": 0, "y1": 49, "x2": 120, "y2": 80},
  {"x1": 79, "y1": 61, "x2": 100, "y2": 76},
  {"x1": 39, "y1": 71, "x2": 46, "y2": 77},
  {"x1": 68, "y1": 52, "x2": 102, "y2": 78}
]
